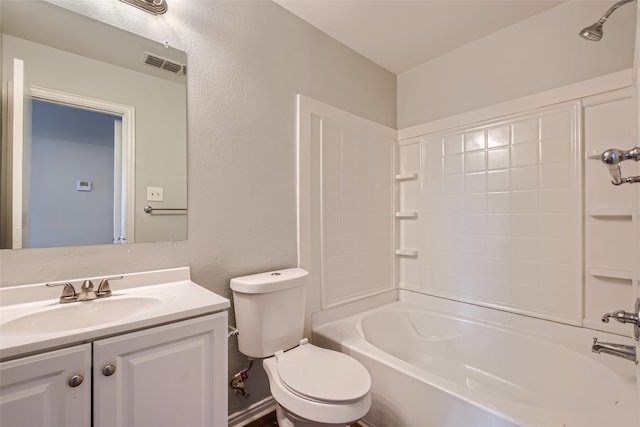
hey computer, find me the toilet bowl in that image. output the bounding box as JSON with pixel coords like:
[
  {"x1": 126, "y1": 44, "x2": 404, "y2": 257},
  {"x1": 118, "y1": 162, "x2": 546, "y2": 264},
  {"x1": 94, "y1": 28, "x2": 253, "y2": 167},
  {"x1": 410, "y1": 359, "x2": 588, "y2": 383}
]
[
  {"x1": 230, "y1": 268, "x2": 372, "y2": 426},
  {"x1": 262, "y1": 339, "x2": 371, "y2": 426}
]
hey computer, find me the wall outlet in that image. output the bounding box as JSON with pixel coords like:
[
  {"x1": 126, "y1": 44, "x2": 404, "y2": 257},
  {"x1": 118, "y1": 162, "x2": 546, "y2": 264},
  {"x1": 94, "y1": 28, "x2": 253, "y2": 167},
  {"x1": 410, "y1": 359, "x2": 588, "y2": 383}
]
[{"x1": 147, "y1": 186, "x2": 164, "y2": 201}]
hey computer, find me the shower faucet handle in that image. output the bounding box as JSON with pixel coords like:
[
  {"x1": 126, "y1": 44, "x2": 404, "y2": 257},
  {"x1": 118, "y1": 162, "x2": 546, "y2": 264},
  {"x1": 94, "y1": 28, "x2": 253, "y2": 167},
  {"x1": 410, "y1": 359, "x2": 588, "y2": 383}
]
[
  {"x1": 601, "y1": 147, "x2": 640, "y2": 185},
  {"x1": 601, "y1": 298, "x2": 640, "y2": 341},
  {"x1": 601, "y1": 309, "x2": 638, "y2": 325}
]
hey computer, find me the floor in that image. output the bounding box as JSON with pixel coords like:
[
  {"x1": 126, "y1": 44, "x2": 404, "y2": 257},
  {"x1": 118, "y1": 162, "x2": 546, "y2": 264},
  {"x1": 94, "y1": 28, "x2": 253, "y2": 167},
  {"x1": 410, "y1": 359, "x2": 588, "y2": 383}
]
[
  {"x1": 245, "y1": 411, "x2": 360, "y2": 427},
  {"x1": 245, "y1": 411, "x2": 278, "y2": 426}
]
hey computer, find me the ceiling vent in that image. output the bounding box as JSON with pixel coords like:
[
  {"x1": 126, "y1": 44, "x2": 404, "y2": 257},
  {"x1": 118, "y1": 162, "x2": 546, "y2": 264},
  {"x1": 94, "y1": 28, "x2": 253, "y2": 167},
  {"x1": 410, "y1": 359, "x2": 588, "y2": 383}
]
[{"x1": 143, "y1": 53, "x2": 186, "y2": 75}]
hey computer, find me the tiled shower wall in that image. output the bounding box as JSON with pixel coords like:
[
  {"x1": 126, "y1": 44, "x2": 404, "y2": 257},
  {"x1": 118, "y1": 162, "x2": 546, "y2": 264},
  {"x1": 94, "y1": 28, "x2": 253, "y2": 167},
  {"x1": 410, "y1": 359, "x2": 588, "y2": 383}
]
[
  {"x1": 322, "y1": 115, "x2": 395, "y2": 308},
  {"x1": 397, "y1": 103, "x2": 583, "y2": 324}
]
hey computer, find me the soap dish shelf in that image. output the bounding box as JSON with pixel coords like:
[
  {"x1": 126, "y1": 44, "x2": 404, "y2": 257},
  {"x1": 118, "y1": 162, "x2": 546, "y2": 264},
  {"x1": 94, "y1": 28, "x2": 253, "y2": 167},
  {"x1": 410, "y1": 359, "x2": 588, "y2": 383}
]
[
  {"x1": 395, "y1": 211, "x2": 418, "y2": 219},
  {"x1": 395, "y1": 173, "x2": 419, "y2": 181},
  {"x1": 395, "y1": 249, "x2": 418, "y2": 257}
]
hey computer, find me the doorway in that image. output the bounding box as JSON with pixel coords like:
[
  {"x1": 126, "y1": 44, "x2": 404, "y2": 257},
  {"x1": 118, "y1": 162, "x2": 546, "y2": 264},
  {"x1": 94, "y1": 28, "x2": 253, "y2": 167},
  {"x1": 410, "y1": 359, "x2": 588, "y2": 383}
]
[{"x1": 27, "y1": 100, "x2": 123, "y2": 248}]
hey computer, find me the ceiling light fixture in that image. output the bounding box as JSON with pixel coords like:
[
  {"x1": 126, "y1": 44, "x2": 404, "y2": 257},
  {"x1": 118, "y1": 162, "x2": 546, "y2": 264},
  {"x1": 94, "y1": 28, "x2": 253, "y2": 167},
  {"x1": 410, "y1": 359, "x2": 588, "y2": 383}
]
[{"x1": 120, "y1": 0, "x2": 167, "y2": 15}]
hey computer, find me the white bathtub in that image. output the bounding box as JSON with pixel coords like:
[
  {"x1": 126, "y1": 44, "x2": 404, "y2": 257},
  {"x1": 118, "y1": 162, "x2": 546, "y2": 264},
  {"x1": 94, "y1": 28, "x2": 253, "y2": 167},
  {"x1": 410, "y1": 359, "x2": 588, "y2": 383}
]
[{"x1": 313, "y1": 294, "x2": 638, "y2": 427}]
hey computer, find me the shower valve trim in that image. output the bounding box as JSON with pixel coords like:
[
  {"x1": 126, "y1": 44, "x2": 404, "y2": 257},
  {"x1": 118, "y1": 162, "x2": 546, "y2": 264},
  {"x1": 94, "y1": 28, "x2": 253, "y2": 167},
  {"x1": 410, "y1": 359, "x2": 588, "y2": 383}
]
[{"x1": 601, "y1": 147, "x2": 640, "y2": 185}]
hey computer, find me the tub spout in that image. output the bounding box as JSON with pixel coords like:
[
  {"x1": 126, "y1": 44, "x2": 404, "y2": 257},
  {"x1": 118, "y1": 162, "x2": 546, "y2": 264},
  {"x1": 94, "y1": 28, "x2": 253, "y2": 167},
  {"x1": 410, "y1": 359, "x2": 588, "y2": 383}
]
[{"x1": 592, "y1": 337, "x2": 637, "y2": 364}]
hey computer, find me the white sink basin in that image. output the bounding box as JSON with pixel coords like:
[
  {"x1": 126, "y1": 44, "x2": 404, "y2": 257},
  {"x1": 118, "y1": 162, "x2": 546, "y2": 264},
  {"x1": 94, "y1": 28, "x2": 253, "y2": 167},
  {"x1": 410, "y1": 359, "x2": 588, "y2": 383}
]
[
  {"x1": 2, "y1": 296, "x2": 162, "y2": 335},
  {"x1": 0, "y1": 267, "x2": 230, "y2": 360}
]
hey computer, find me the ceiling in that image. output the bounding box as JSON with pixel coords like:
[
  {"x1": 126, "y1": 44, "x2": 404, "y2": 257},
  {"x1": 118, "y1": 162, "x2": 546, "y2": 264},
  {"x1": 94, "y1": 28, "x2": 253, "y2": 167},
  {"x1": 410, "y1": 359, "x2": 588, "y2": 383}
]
[{"x1": 274, "y1": 0, "x2": 564, "y2": 74}]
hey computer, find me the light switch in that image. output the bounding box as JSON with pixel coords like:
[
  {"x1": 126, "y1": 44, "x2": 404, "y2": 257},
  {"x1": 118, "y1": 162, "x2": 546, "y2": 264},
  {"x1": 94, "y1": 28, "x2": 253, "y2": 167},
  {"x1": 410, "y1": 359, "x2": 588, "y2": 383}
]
[{"x1": 147, "y1": 186, "x2": 164, "y2": 201}]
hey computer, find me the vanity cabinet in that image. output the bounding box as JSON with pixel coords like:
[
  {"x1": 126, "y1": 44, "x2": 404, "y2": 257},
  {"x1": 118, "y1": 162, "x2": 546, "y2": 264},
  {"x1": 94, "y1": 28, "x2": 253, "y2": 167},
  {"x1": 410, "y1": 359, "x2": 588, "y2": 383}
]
[
  {"x1": 0, "y1": 312, "x2": 227, "y2": 427},
  {"x1": 0, "y1": 344, "x2": 92, "y2": 427},
  {"x1": 94, "y1": 312, "x2": 227, "y2": 427}
]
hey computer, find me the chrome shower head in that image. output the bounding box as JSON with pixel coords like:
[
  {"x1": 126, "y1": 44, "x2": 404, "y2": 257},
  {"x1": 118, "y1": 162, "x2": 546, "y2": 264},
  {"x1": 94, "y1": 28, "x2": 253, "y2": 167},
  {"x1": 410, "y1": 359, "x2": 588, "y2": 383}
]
[
  {"x1": 579, "y1": 21, "x2": 604, "y2": 41},
  {"x1": 579, "y1": 0, "x2": 635, "y2": 41}
]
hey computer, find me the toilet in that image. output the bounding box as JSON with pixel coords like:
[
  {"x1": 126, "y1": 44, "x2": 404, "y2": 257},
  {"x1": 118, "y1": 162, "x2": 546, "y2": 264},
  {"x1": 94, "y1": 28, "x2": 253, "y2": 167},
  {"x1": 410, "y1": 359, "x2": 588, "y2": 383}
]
[{"x1": 230, "y1": 268, "x2": 371, "y2": 427}]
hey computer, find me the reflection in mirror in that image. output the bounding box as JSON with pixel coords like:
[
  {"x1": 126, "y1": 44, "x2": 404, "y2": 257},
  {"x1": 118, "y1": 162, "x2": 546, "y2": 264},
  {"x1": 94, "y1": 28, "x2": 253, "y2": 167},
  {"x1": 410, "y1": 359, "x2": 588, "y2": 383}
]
[{"x1": 0, "y1": 0, "x2": 188, "y2": 249}]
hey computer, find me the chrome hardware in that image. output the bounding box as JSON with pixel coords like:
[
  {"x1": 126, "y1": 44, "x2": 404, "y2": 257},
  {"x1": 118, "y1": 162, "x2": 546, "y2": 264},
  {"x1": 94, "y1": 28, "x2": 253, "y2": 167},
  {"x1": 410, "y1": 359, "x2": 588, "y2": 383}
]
[
  {"x1": 45, "y1": 282, "x2": 77, "y2": 304},
  {"x1": 601, "y1": 146, "x2": 640, "y2": 185},
  {"x1": 228, "y1": 325, "x2": 239, "y2": 338},
  {"x1": 97, "y1": 275, "x2": 123, "y2": 298},
  {"x1": 230, "y1": 358, "x2": 254, "y2": 399},
  {"x1": 592, "y1": 337, "x2": 637, "y2": 364},
  {"x1": 143, "y1": 206, "x2": 187, "y2": 214},
  {"x1": 78, "y1": 280, "x2": 97, "y2": 301},
  {"x1": 102, "y1": 364, "x2": 116, "y2": 376},
  {"x1": 68, "y1": 374, "x2": 84, "y2": 387},
  {"x1": 601, "y1": 298, "x2": 640, "y2": 341},
  {"x1": 46, "y1": 275, "x2": 123, "y2": 304}
]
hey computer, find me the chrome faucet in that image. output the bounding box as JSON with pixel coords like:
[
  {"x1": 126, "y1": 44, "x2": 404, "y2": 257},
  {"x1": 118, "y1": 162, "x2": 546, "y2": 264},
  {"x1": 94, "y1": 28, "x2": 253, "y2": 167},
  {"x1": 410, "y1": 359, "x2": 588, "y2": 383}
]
[
  {"x1": 601, "y1": 298, "x2": 640, "y2": 341},
  {"x1": 592, "y1": 338, "x2": 637, "y2": 364},
  {"x1": 46, "y1": 276, "x2": 123, "y2": 304},
  {"x1": 601, "y1": 146, "x2": 640, "y2": 185},
  {"x1": 592, "y1": 298, "x2": 640, "y2": 364}
]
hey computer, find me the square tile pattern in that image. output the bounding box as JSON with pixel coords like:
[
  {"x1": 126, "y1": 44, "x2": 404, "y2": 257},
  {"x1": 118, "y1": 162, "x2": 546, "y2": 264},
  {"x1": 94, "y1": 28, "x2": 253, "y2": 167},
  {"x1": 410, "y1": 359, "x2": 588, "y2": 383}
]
[
  {"x1": 321, "y1": 117, "x2": 395, "y2": 308},
  {"x1": 398, "y1": 105, "x2": 579, "y2": 321}
]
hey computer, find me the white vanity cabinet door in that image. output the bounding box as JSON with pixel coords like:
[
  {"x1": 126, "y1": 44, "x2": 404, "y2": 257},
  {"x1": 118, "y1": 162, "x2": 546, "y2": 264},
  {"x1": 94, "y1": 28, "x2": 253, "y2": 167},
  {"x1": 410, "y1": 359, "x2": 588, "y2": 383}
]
[
  {"x1": 93, "y1": 312, "x2": 228, "y2": 427},
  {"x1": 0, "y1": 344, "x2": 91, "y2": 427}
]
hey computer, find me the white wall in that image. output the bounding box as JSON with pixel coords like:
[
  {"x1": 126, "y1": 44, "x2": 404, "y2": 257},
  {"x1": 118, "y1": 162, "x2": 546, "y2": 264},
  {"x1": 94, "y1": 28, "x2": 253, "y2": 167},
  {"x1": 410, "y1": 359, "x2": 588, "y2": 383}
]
[
  {"x1": 398, "y1": 1, "x2": 636, "y2": 128},
  {"x1": 0, "y1": 0, "x2": 396, "y2": 417}
]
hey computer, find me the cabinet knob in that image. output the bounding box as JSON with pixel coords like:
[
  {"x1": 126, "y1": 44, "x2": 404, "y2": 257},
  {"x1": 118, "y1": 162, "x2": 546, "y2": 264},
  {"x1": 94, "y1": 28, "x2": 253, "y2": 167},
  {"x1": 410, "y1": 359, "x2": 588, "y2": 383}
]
[
  {"x1": 68, "y1": 374, "x2": 84, "y2": 387},
  {"x1": 102, "y1": 364, "x2": 116, "y2": 376}
]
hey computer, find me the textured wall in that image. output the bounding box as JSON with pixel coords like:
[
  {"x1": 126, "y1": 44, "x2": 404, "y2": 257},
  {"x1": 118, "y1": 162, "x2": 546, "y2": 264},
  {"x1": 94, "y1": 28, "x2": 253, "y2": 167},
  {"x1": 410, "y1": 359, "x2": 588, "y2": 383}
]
[
  {"x1": 0, "y1": 0, "x2": 396, "y2": 416},
  {"x1": 398, "y1": 1, "x2": 636, "y2": 128}
]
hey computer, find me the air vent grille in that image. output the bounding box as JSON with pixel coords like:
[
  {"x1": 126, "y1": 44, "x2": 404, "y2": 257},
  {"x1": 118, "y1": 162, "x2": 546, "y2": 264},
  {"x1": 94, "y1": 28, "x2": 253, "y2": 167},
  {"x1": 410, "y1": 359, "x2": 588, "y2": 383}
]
[
  {"x1": 162, "y1": 61, "x2": 183, "y2": 74},
  {"x1": 143, "y1": 53, "x2": 185, "y2": 75}
]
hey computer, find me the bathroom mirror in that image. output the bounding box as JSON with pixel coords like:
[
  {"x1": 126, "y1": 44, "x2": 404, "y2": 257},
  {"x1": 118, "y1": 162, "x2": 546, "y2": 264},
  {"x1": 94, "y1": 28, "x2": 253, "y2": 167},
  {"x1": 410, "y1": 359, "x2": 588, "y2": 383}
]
[{"x1": 0, "y1": 0, "x2": 187, "y2": 249}]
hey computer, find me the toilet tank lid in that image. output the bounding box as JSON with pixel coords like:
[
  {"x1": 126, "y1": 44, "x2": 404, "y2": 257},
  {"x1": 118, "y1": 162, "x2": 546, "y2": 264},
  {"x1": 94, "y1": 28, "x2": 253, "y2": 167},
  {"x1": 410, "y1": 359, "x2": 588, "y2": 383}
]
[{"x1": 230, "y1": 268, "x2": 308, "y2": 294}]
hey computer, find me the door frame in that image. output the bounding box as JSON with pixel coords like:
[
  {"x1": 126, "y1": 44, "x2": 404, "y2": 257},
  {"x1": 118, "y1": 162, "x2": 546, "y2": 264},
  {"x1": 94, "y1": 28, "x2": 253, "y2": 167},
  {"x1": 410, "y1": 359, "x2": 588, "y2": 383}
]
[{"x1": 26, "y1": 85, "x2": 136, "y2": 245}]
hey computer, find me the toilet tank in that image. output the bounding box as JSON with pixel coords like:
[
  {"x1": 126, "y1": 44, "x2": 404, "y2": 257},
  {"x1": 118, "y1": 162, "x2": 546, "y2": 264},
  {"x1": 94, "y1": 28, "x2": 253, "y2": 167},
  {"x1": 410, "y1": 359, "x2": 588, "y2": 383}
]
[{"x1": 230, "y1": 268, "x2": 307, "y2": 358}]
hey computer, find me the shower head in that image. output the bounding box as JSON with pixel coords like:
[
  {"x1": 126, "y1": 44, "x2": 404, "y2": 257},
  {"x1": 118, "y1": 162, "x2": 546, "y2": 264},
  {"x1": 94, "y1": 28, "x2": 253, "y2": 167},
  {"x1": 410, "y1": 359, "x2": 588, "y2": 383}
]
[
  {"x1": 579, "y1": 21, "x2": 604, "y2": 41},
  {"x1": 579, "y1": 0, "x2": 635, "y2": 41}
]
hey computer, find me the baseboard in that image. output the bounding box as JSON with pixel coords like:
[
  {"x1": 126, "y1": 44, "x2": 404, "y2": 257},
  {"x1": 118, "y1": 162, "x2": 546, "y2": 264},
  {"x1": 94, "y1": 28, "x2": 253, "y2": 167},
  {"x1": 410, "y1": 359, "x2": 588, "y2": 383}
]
[{"x1": 228, "y1": 396, "x2": 276, "y2": 427}]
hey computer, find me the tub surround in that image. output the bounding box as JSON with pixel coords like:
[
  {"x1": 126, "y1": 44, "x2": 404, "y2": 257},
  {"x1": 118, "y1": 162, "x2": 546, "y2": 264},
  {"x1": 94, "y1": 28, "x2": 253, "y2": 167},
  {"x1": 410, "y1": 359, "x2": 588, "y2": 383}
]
[
  {"x1": 395, "y1": 71, "x2": 638, "y2": 336},
  {"x1": 300, "y1": 70, "x2": 638, "y2": 427}
]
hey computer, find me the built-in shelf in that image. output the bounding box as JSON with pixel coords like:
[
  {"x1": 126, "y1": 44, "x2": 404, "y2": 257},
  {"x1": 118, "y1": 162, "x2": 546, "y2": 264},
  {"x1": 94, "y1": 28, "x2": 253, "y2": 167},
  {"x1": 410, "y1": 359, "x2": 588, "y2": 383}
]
[
  {"x1": 587, "y1": 207, "x2": 633, "y2": 218},
  {"x1": 395, "y1": 173, "x2": 419, "y2": 181},
  {"x1": 395, "y1": 249, "x2": 418, "y2": 257},
  {"x1": 395, "y1": 211, "x2": 418, "y2": 219},
  {"x1": 587, "y1": 266, "x2": 633, "y2": 281}
]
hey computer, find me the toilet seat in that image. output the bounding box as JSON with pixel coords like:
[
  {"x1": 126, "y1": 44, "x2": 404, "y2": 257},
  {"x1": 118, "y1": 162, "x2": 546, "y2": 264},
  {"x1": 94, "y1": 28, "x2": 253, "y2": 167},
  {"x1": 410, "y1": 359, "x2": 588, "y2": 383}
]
[
  {"x1": 274, "y1": 339, "x2": 371, "y2": 403},
  {"x1": 262, "y1": 340, "x2": 371, "y2": 425}
]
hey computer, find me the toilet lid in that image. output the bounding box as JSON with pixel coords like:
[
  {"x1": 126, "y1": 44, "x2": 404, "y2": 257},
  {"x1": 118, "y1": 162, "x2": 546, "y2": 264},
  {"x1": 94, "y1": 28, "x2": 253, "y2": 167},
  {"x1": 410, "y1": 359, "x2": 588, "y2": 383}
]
[{"x1": 275, "y1": 343, "x2": 371, "y2": 403}]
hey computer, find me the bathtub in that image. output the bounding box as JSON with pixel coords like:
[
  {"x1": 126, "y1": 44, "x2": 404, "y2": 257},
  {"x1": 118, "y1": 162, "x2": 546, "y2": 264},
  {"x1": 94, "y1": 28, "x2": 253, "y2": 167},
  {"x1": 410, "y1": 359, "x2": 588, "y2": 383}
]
[{"x1": 313, "y1": 293, "x2": 638, "y2": 427}]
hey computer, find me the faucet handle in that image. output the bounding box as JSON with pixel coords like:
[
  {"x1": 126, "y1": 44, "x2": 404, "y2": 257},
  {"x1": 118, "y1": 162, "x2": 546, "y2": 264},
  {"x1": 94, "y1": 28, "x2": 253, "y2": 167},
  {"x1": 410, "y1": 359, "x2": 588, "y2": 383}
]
[
  {"x1": 97, "y1": 275, "x2": 123, "y2": 298},
  {"x1": 601, "y1": 298, "x2": 640, "y2": 341},
  {"x1": 46, "y1": 282, "x2": 77, "y2": 303}
]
